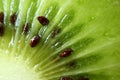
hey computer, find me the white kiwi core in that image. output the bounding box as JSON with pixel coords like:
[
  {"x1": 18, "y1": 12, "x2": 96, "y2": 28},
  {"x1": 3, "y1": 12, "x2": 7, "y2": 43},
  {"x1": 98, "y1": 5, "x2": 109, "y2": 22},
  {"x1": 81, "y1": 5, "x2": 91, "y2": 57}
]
[{"x1": 0, "y1": 54, "x2": 39, "y2": 80}]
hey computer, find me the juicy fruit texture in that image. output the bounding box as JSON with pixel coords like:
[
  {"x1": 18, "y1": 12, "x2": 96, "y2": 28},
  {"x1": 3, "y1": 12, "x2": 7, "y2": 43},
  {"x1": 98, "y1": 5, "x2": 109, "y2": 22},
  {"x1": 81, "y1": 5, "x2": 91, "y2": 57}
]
[{"x1": 0, "y1": 0, "x2": 120, "y2": 80}]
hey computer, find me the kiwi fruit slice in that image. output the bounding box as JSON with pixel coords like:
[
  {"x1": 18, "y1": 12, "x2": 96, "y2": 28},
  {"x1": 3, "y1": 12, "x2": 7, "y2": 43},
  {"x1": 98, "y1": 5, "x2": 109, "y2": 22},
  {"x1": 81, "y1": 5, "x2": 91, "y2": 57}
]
[{"x1": 0, "y1": 0, "x2": 120, "y2": 80}]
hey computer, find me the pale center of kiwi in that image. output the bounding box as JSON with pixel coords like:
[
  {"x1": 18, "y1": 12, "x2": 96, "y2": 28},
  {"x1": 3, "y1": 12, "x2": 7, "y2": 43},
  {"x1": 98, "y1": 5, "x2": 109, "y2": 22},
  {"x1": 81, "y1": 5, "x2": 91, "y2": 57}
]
[{"x1": 0, "y1": 56, "x2": 40, "y2": 80}]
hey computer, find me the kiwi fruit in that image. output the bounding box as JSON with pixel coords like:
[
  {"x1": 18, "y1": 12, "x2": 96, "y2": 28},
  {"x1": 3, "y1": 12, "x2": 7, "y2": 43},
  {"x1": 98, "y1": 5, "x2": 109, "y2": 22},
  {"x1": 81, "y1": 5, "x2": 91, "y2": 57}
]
[{"x1": 0, "y1": 0, "x2": 120, "y2": 80}]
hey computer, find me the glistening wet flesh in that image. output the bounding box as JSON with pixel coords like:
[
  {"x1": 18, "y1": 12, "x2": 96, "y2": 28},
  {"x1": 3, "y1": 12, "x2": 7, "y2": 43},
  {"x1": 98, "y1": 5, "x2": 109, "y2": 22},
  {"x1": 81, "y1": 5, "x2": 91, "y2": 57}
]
[{"x1": 0, "y1": 0, "x2": 120, "y2": 80}]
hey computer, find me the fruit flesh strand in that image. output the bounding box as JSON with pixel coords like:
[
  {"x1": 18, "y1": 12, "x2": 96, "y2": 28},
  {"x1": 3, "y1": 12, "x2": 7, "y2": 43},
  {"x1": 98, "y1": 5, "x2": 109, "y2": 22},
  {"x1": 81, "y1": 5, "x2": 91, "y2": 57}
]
[{"x1": 0, "y1": 0, "x2": 120, "y2": 80}]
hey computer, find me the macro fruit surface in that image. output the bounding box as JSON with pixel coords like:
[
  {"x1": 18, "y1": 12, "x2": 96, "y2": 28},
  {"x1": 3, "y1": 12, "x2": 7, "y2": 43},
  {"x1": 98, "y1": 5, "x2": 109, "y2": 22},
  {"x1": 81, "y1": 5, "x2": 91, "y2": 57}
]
[{"x1": 0, "y1": 0, "x2": 120, "y2": 80}]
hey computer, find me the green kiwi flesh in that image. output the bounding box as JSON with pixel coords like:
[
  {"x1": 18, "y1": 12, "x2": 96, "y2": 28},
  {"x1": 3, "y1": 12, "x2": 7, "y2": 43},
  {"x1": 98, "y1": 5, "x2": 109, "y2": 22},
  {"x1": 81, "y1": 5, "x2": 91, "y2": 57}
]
[{"x1": 0, "y1": 0, "x2": 120, "y2": 80}]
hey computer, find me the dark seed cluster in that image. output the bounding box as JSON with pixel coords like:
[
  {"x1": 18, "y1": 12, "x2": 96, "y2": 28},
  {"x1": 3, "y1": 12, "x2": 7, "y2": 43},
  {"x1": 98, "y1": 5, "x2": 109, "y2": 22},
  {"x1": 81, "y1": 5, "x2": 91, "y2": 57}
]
[
  {"x1": 60, "y1": 77, "x2": 72, "y2": 80},
  {"x1": 1, "y1": 12, "x2": 89, "y2": 80},
  {"x1": 0, "y1": 23, "x2": 4, "y2": 36},
  {"x1": 0, "y1": 12, "x2": 4, "y2": 23},
  {"x1": 10, "y1": 13, "x2": 17, "y2": 25},
  {"x1": 60, "y1": 48, "x2": 73, "y2": 57},
  {"x1": 30, "y1": 35, "x2": 41, "y2": 47},
  {"x1": 0, "y1": 8, "x2": 90, "y2": 80},
  {"x1": 29, "y1": 16, "x2": 50, "y2": 48},
  {"x1": 37, "y1": 16, "x2": 49, "y2": 26},
  {"x1": 22, "y1": 23, "x2": 29, "y2": 34}
]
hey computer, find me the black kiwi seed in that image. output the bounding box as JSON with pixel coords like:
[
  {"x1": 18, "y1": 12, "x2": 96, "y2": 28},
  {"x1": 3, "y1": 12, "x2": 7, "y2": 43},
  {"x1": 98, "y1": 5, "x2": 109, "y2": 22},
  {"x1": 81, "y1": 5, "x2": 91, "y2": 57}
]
[
  {"x1": 60, "y1": 48, "x2": 73, "y2": 57},
  {"x1": 22, "y1": 23, "x2": 29, "y2": 34},
  {"x1": 60, "y1": 77, "x2": 73, "y2": 80},
  {"x1": 0, "y1": 23, "x2": 4, "y2": 36},
  {"x1": 68, "y1": 61, "x2": 76, "y2": 68},
  {"x1": 79, "y1": 76, "x2": 89, "y2": 80},
  {"x1": 10, "y1": 13, "x2": 17, "y2": 25},
  {"x1": 0, "y1": 12, "x2": 4, "y2": 23},
  {"x1": 30, "y1": 35, "x2": 41, "y2": 47},
  {"x1": 37, "y1": 16, "x2": 49, "y2": 26},
  {"x1": 51, "y1": 28, "x2": 61, "y2": 38}
]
